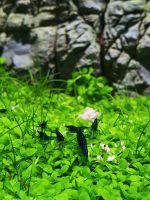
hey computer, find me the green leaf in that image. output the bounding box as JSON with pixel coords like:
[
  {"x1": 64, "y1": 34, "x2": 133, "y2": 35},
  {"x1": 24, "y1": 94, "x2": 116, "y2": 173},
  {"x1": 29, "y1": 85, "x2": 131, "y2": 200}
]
[
  {"x1": 0, "y1": 134, "x2": 9, "y2": 145},
  {"x1": 60, "y1": 165, "x2": 69, "y2": 175},
  {"x1": 74, "y1": 176, "x2": 86, "y2": 187},
  {"x1": 54, "y1": 191, "x2": 69, "y2": 200},
  {"x1": 0, "y1": 57, "x2": 6, "y2": 65},
  {"x1": 20, "y1": 147, "x2": 37, "y2": 157},
  {"x1": 80, "y1": 166, "x2": 91, "y2": 178},
  {"x1": 119, "y1": 158, "x2": 128, "y2": 169},
  {"x1": 0, "y1": 117, "x2": 12, "y2": 127},
  {"x1": 78, "y1": 191, "x2": 90, "y2": 200},
  {"x1": 129, "y1": 175, "x2": 142, "y2": 182}
]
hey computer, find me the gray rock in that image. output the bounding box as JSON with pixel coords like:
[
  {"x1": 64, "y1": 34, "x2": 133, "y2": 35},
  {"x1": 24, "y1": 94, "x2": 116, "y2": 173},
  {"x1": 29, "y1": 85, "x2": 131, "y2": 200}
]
[
  {"x1": 16, "y1": 0, "x2": 30, "y2": 13},
  {"x1": 123, "y1": 0, "x2": 145, "y2": 13},
  {"x1": 78, "y1": 0, "x2": 105, "y2": 14},
  {"x1": 143, "y1": 13, "x2": 150, "y2": 28},
  {"x1": 107, "y1": 1, "x2": 124, "y2": 16},
  {"x1": 0, "y1": 0, "x2": 150, "y2": 95},
  {"x1": 143, "y1": 87, "x2": 150, "y2": 96},
  {"x1": 109, "y1": 48, "x2": 121, "y2": 59},
  {"x1": 128, "y1": 59, "x2": 140, "y2": 69},
  {"x1": 34, "y1": 12, "x2": 55, "y2": 27},
  {"x1": 137, "y1": 31, "x2": 150, "y2": 56},
  {"x1": 6, "y1": 13, "x2": 34, "y2": 30},
  {"x1": 56, "y1": 18, "x2": 100, "y2": 77},
  {"x1": 83, "y1": 14, "x2": 101, "y2": 32},
  {"x1": 31, "y1": 27, "x2": 56, "y2": 63},
  {"x1": 6, "y1": 13, "x2": 24, "y2": 29},
  {"x1": 121, "y1": 69, "x2": 143, "y2": 88},
  {"x1": 23, "y1": 15, "x2": 34, "y2": 29},
  {"x1": 117, "y1": 52, "x2": 130, "y2": 67},
  {"x1": 2, "y1": 40, "x2": 33, "y2": 68},
  {"x1": 0, "y1": 8, "x2": 7, "y2": 30},
  {"x1": 119, "y1": 14, "x2": 141, "y2": 25},
  {"x1": 124, "y1": 23, "x2": 139, "y2": 43},
  {"x1": 0, "y1": 33, "x2": 7, "y2": 45},
  {"x1": 139, "y1": 66, "x2": 150, "y2": 86},
  {"x1": 13, "y1": 54, "x2": 33, "y2": 69}
]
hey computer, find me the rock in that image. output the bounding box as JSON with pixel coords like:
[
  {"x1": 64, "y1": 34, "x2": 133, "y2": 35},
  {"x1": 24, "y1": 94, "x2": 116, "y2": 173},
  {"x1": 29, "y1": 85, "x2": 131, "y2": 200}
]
[
  {"x1": 2, "y1": 40, "x2": 33, "y2": 68},
  {"x1": 117, "y1": 52, "x2": 130, "y2": 67},
  {"x1": 143, "y1": 87, "x2": 150, "y2": 96},
  {"x1": 103, "y1": 0, "x2": 150, "y2": 94},
  {"x1": 6, "y1": 13, "x2": 24, "y2": 29},
  {"x1": 137, "y1": 27, "x2": 150, "y2": 56},
  {"x1": 68, "y1": 1, "x2": 78, "y2": 18},
  {"x1": 83, "y1": 14, "x2": 102, "y2": 34},
  {"x1": 121, "y1": 69, "x2": 144, "y2": 88},
  {"x1": 107, "y1": 1, "x2": 124, "y2": 16},
  {"x1": 124, "y1": 23, "x2": 139, "y2": 43},
  {"x1": 15, "y1": 0, "x2": 30, "y2": 13},
  {"x1": 139, "y1": 65, "x2": 150, "y2": 86},
  {"x1": 34, "y1": 12, "x2": 55, "y2": 27},
  {"x1": 128, "y1": 59, "x2": 140, "y2": 69},
  {"x1": 119, "y1": 14, "x2": 141, "y2": 25},
  {"x1": 31, "y1": 27, "x2": 57, "y2": 67},
  {"x1": 0, "y1": 33, "x2": 7, "y2": 46},
  {"x1": 0, "y1": 0, "x2": 150, "y2": 95},
  {"x1": 56, "y1": 18, "x2": 100, "y2": 77},
  {"x1": 23, "y1": 14, "x2": 34, "y2": 29},
  {"x1": 0, "y1": 8, "x2": 7, "y2": 30},
  {"x1": 13, "y1": 54, "x2": 33, "y2": 69},
  {"x1": 123, "y1": 0, "x2": 145, "y2": 13},
  {"x1": 109, "y1": 49, "x2": 121, "y2": 60},
  {"x1": 78, "y1": 0, "x2": 105, "y2": 14},
  {"x1": 6, "y1": 13, "x2": 33, "y2": 30}
]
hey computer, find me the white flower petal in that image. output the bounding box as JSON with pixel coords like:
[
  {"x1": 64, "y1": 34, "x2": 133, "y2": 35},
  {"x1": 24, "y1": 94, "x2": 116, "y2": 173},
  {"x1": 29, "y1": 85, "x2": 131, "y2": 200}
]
[
  {"x1": 107, "y1": 155, "x2": 115, "y2": 161},
  {"x1": 96, "y1": 155, "x2": 103, "y2": 161},
  {"x1": 100, "y1": 143, "x2": 110, "y2": 153}
]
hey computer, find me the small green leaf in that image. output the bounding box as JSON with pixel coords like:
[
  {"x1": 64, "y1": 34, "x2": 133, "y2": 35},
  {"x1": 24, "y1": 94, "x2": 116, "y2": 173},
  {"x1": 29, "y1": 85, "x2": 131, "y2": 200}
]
[
  {"x1": 79, "y1": 191, "x2": 90, "y2": 200},
  {"x1": 119, "y1": 158, "x2": 128, "y2": 169},
  {"x1": 60, "y1": 165, "x2": 69, "y2": 175},
  {"x1": 20, "y1": 147, "x2": 37, "y2": 157},
  {"x1": 0, "y1": 57, "x2": 6, "y2": 65}
]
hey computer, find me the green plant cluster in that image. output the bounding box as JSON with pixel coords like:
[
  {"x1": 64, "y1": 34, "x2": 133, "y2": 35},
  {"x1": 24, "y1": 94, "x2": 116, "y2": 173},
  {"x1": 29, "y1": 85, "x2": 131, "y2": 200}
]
[
  {"x1": 0, "y1": 60, "x2": 150, "y2": 200},
  {"x1": 66, "y1": 68, "x2": 112, "y2": 104}
]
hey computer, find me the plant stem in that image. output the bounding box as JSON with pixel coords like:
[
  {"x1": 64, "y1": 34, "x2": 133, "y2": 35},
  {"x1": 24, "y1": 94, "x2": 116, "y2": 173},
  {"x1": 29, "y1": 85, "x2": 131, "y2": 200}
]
[{"x1": 135, "y1": 119, "x2": 150, "y2": 156}]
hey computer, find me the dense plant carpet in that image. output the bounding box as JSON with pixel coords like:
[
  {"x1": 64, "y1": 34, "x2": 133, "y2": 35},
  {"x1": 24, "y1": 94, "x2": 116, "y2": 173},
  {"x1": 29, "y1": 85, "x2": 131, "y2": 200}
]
[{"x1": 0, "y1": 68, "x2": 149, "y2": 200}]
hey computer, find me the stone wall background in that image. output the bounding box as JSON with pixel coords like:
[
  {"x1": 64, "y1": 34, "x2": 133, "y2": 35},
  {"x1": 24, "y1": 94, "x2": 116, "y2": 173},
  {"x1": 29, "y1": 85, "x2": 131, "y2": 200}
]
[{"x1": 0, "y1": 0, "x2": 150, "y2": 95}]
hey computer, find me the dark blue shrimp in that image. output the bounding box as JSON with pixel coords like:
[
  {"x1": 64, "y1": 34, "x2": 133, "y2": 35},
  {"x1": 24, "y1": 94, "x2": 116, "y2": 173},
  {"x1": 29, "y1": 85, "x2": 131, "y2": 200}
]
[
  {"x1": 91, "y1": 118, "x2": 98, "y2": 131},
  {"x1": 76, "y1": 128, "x2": 88, "y2": 161},
  {"x1": 55, "y1": 129, "x2": 64, "y2": 142},
  {"x1": 66, "y1": 125, "x2": 87, "y2": 132},
  {"x1": 39, "y1": 121, "x2": 47, "y2": 129},
  {"x1": 38, "y1": 131, "x2": 54, "y2": 140}
]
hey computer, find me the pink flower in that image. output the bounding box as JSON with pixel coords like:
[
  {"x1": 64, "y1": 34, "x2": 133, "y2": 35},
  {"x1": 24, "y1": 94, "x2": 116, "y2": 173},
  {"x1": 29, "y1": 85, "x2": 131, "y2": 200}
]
[{"x1": 78, "y1": 107, "x2": 100, "y2": 121}]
